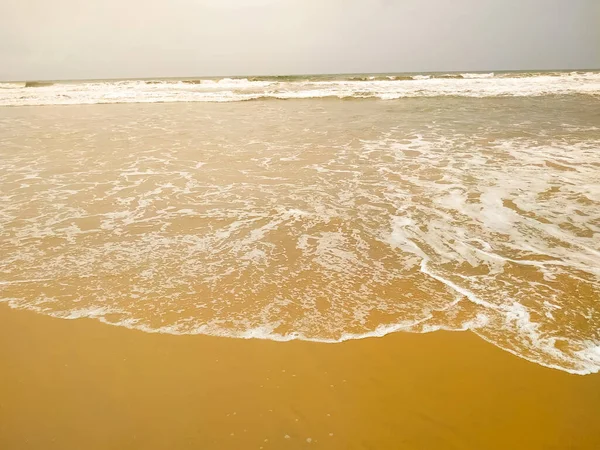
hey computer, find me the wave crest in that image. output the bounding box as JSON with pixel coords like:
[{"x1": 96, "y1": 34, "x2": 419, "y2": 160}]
[
  {"x1": 1, "y1": 71, "x2": 598, "y2": 106},
  {"x1": 24, "y1": 81, "x2": 54, "y2": 88}
]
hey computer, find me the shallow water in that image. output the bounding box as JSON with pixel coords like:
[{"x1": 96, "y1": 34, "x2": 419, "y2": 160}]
[{"x1": 1, "y1": 93, "x2": 599, "y2": 374}]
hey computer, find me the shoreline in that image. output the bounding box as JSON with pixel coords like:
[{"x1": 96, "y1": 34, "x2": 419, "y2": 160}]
[
  {"x1": 3, "y1": 300, "x2": 597, "y2": 377},
  {"x1": 1, "y1": 304, "x2": 599, "y2": 449}
]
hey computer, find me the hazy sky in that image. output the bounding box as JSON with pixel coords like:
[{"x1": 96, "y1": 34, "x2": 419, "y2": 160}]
[{"x1": 1, "y1": 0, "x2": 598, "y2": 80}]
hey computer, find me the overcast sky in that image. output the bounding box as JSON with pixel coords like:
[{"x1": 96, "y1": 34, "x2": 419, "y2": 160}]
[{"x1": 1, "y1": 0, "x2": 598, "y2": 80}]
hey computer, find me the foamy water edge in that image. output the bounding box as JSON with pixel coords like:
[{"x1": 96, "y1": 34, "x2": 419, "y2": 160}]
[{"x1": 2, "y1": 288, "x2": 598, "y2": 376}]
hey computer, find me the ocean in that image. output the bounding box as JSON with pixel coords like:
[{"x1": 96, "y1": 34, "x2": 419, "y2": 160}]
[
  {"x1": 1, "y1": 71, "x2": 600, "y2": 105},
  {"x1": 0, "y1": 70, "x2": 599, "y2": 375}
]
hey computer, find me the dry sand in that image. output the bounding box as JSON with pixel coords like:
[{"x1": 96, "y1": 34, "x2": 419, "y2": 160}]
[{"x1": 1, "y1": 305, "x2": 599, "y2": 449}]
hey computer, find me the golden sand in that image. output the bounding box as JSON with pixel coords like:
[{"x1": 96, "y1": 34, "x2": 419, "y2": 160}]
[{"x1": 1, "y1": 304, "x2": 599, "y2": 450}]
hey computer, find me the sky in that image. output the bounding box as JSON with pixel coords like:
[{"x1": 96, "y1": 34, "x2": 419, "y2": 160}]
[{"x1": 0, "y1": 0, "x2": 598, "y2": 80}]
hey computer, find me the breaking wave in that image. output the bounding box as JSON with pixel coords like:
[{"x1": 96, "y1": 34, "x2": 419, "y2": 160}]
[
  {"x1": 24, "y1": 81, "x2": 55, "y2": 88},
  {"x1": 0, "y1": 71, "x2": 598, "y2": 106}
]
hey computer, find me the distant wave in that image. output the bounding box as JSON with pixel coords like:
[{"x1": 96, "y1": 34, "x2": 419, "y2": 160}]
[
  {"x1": 24, "y1": 81, "x2": 55, "y2": 88},
  {"x1": 1, "y1": 71, "x2": 598, "y2": 106},
  {"x1": 437, "y1": 74, "x2": 463, "y2": 79},
  {"x1": 249, "y1": 75, "x2": 309, "y2": 82},
  {"x1": 0, "y1": 82, "x2": 24, "y2": 89},
  {"x1": 460, "y1": 72, "x2": 494, "y2": 79}
]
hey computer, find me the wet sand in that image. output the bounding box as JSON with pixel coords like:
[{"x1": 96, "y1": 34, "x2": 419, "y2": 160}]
[
  {"x1": 2, "y1": 101, "x2": 600, "y2": 374},
  {"x1": 1, "y1": 304, "x2": 599, "y2": 450}
]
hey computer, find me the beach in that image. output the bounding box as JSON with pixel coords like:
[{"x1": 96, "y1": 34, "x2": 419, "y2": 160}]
[
  {"x1": 1, "y1": 304, "x2": 599, "y2": 449},
  {"x1": 1, "y1": 72, "x2": 599, "y2": 448},
  {"x1": 1, "y1": 91, "x2": 599, "y2": 374}
]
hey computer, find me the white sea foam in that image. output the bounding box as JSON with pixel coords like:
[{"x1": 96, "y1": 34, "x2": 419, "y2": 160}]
[
  {"x1": 460, "y1": 72, "x2": 495, "y2": 79},
  {"x1": 1, "y1": 97, "x2": 599, "y2": 375},
  {"x1": 0, "y1": 71, "x2": 598, "y2": 106}
]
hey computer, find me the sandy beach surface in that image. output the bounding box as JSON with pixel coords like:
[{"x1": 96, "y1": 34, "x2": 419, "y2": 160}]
[
  {"x1": 1, "y1": 88, "x2": 600, "y2": 449},
  {"x1": 1, "y1": 304, "x2": 599, "y2": 450}
]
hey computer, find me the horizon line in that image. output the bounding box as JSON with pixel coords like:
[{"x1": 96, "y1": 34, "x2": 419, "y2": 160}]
[{"x1": 2, "y1": 67, "x2": 599, "y2": 84}]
